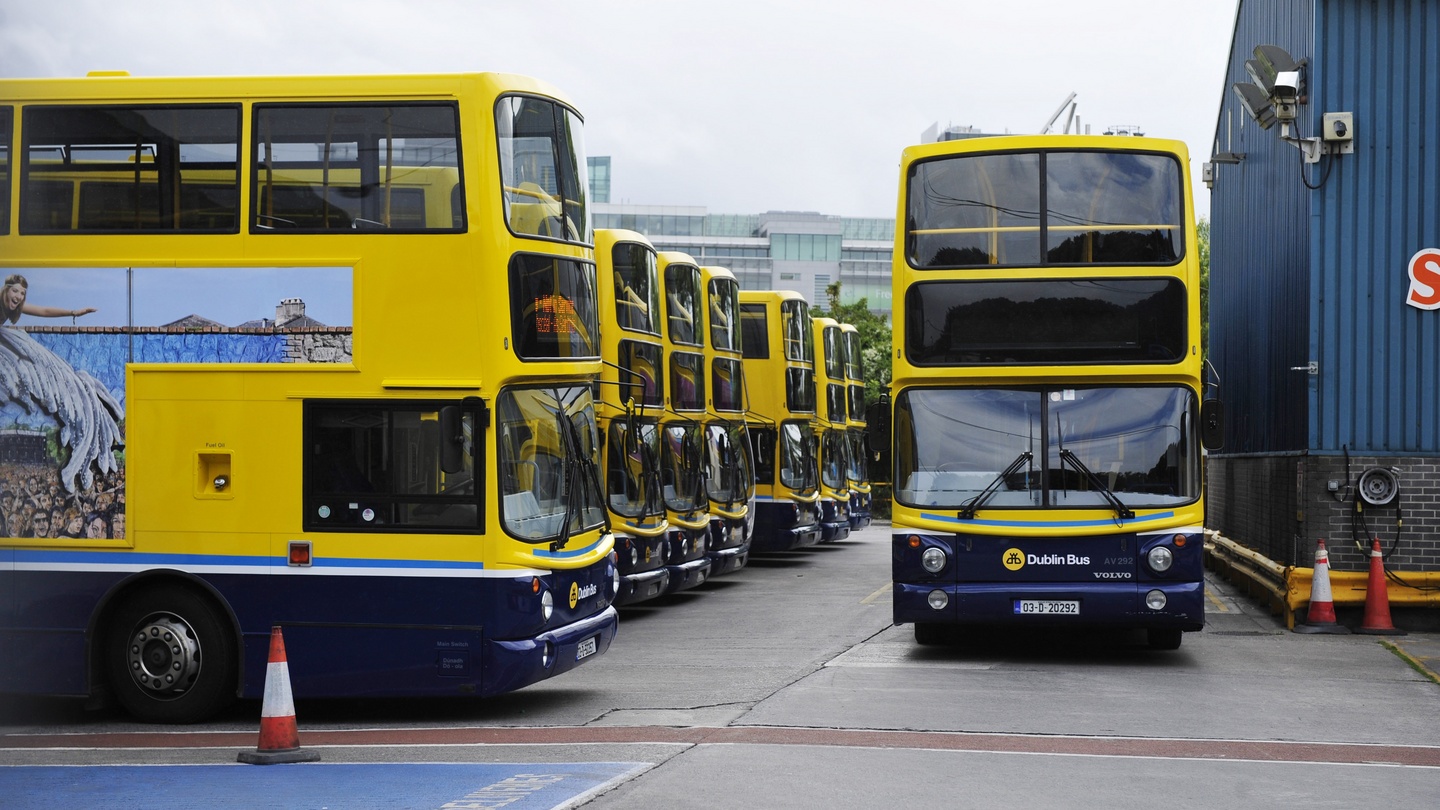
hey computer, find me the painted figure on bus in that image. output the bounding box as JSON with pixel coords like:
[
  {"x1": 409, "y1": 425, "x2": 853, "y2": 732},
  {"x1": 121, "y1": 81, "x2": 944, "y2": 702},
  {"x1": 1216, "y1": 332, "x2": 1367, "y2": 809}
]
[{"x1": 0, "y1": 274, "x2": 124, "y2": 534}]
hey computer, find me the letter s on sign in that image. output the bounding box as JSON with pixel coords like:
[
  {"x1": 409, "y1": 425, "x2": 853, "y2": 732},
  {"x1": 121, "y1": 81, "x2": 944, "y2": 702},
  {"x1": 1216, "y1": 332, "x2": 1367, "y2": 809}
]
[{"x1": 1406, "y1": 248, "x2": 1440, "y2": 310}]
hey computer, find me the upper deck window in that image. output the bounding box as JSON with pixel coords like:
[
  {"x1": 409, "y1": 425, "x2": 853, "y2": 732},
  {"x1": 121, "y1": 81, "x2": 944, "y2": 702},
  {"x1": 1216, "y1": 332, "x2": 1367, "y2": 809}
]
[
  {"x1": 0, "y1": 106, "x2": 11, "y2": 235},
  {"x1": 781, "y1": 299, "x2": 813, "y2": 363},
  {"x1": 497, "y1": 96, "x2": 589, "y2": 244},
  {"x1": 907, "y1": 150, "x2": 1183, "y2": 269},
  {"x1": 610, "y1": 241, "x2": 660, "y2": 335},
  {"x1": 664, "y1": 263, "x2": 703, "y2": 348},
  {"x1": 739, "y1": 303, "x2": 768, "y2": 359},
  {"x1": 708, "y1": 277, "x2": 739, "y2": 353},
  {"x1": 252, "y1": 102, "x2": 462, "y2": 232},
  {"x1": 20, "y1": 104, "x2": 240, "y2": 233}
]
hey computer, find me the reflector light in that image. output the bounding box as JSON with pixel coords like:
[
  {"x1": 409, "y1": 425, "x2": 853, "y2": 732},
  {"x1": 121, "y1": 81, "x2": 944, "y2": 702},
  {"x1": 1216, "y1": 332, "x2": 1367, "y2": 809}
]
[
  {"x1": 1174, "y1": 535, "x2": 1187, "y2": 547},
  {"x1": 287, "y1": 542, "x2": 312, "y2": 567},
  {"x1": 908, "y1": 536, "x2": 922, "y2": 548},
  {"x1": 531, "y1": 577, "x2": 541, "y2": 594}
]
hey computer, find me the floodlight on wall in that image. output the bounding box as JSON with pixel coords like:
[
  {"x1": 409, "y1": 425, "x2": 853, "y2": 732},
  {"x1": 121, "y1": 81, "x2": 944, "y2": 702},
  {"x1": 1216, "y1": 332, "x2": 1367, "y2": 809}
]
[
  {"x1": 1234, "y1": 43, "x2": 1356, "y2": 190},
  {"x1": 1232, "y1": 82, "x2": 1277, "y2": 130},
  {"x1": 1244, "y1": 59, "x2": 1274, "y2": 95}
]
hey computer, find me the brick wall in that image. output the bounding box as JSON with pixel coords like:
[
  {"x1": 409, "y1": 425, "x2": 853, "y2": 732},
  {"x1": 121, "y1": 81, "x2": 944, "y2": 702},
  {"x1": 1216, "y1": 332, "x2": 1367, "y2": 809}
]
[{"x1": 1208, "y1": 454, "x2": 1440, "y2": 573}]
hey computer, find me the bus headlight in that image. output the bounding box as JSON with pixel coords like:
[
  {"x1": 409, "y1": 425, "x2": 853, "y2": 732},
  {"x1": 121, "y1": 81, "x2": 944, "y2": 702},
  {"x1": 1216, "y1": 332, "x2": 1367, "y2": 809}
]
[
  {"x1": 927, "y1": 589, "x2": 949, "y2": 610},
  {"x1": 921, "y1": 547, "x2": 947, "y2": 573},
  {"x1": 630, "y1": 546, "x2": 639, "y2": 567},
  {"x1": 1145, "y1": 589, "x2": 1168, "y2": 610},
  {"x1": 541, "y1": 589, "x2": 554, "y2": 622},
  {"x1": 1147, "y1": 546, "x2": 1174, "y2": 573}
]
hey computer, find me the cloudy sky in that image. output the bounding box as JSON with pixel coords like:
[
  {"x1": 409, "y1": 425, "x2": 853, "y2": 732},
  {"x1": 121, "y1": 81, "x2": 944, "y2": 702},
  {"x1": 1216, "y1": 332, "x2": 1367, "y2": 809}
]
[{"x1": 1, "y1": 0, "x2": 1238, "y2": 221}]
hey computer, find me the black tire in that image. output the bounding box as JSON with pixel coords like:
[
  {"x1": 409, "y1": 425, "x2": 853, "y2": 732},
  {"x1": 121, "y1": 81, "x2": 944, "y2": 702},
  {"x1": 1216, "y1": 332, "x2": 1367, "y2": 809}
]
[
  {"x1": 1147, "y1": 628, "x2": 1183, "y2": 651},
  {"x1": 914, "y1": 622, "x2": 955, "y2": 646},
  {"x1": 103, "y1": 583, "x2": 237, "y2": 723}
]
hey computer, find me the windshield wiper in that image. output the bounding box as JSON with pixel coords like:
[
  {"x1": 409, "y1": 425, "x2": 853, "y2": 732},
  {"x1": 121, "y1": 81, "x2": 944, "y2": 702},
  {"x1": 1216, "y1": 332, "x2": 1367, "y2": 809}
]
[
  {"x1": 1058, "y1": 448, "x2": 1134, "y2": 520},
  {"x1": 958, "y1": 450, "x2": 1033, "y2": 520}
]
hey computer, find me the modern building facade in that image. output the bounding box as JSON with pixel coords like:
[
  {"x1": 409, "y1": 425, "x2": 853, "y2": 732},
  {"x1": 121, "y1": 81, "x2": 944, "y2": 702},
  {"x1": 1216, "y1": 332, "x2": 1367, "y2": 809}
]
[
  {"x1": 592, "y1": 201, "x2": 894, "y2": 318},
  {"x1": 1207, "y1": 0, "x2": 1440, "y2": 573}
]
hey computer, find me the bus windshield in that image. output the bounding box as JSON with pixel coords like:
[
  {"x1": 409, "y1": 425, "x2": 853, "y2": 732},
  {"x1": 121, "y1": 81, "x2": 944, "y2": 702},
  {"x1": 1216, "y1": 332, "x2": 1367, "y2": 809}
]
[
  {"x1": 498, "y1": 385, "x2": 606, "y2": 543},
  {"x1": 779, "y1": 422, "x2": 816, "y2": 493},
  {"x1": 894, "y1": 385, "x2": 1198, "y2": 510},
  {"x1": 606, "y1": 418, "x2": 663, "y2": 519},
  {"x1": 907, "y1": 150, "x2": 1183, "y2": 269},
  {"x1": 661, "y1": 423, "x2": 706, "y2": 512},
  {"x1": 704, "y1": 422, "x2": 752, "y2": 505}
]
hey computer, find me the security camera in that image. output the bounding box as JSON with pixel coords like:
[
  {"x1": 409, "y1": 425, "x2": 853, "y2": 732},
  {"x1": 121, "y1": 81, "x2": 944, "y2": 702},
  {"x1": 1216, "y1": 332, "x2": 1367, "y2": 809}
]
[{"x1": 1272, "y1": 70, "x2": 1302, "y2": 100}]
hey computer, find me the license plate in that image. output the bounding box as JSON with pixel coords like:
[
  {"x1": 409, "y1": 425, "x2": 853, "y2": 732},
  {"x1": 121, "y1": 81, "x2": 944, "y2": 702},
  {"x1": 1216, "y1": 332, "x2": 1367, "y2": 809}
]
[
  {"x1": 1014, "y1": 600, "x2": 1080, "y2": 615},
  {"x1": 576, "y1": 636, "x2": 598, "y2": 660}
]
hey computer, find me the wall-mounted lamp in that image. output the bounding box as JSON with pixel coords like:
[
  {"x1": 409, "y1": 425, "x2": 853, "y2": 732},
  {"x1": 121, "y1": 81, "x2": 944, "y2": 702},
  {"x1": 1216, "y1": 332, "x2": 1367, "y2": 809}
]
[{"x1": 1202, "y1": 153, "x2": 1246, "y2": 189}]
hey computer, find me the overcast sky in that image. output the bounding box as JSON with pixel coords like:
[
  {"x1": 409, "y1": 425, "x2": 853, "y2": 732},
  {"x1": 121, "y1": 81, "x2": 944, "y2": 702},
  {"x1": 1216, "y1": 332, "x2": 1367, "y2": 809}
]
[{"x1": 1, "y1": 0, "x2": 1238, "y2": 221}]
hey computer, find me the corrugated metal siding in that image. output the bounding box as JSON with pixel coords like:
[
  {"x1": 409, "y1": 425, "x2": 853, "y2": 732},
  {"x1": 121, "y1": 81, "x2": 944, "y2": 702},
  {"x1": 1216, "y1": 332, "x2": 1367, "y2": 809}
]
[
  {"x1": 1312, "y1": 0, "x2": 1440, "y2": 454},
  {"x1": 1209, "y1": 0, "x2": 1315, "y2": 454}
]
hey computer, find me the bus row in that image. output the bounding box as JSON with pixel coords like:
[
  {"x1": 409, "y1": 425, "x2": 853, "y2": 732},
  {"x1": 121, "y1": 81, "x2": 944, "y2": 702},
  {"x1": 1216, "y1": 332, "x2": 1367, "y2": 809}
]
[
  {"x1": 0, "y1": 71, "x2": 871, "y2": 723},
  {"x1": 593, "y1": 227, "x2": 873, "y2": 609}
]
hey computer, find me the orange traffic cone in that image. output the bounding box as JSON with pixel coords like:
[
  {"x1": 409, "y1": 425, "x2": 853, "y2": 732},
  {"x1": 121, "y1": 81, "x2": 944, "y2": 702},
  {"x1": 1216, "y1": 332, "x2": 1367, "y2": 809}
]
[
  {"x1": 1354, "y1": 537, "x2": 1406, "y2": 636},
  {"x1": 1294, "y1": 539, "x2": 1349, "y2": 634},
  {"x1": 238, "y1": 626, "x2": 321, "y2": 764}
]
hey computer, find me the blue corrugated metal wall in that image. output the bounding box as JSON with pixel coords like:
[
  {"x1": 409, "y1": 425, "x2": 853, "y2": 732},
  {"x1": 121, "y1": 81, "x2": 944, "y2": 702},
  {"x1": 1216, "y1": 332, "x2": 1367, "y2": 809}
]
[
  {"x1": 1312, "y1": 0, "x2": 1440, "y2": 454},
  {"x1": 1209, "y1": 0, "x2": 1314, "y2": 454}
]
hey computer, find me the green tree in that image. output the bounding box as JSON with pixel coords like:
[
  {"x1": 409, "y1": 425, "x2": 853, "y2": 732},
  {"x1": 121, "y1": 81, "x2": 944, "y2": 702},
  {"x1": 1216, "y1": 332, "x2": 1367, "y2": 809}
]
[
  {"x1": 812, "y1": 281, "x2": 892, "y2": 407},
  {"x1": 1198, "y1": 216, "x2": 1210, "y2": 359}
]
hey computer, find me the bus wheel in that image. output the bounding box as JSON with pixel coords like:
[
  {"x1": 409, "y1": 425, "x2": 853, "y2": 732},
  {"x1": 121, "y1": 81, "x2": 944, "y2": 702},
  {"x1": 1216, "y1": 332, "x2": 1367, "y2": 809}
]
[
  {"x1": 914, "y1": 622, "x2": 955, "y2": 646},
  {"x1": 103, "y1": 584, "x2": 237, "y2": 723},
  {"x1": 1147, "y1": 628, "x2": 1183, "y2": 651}
]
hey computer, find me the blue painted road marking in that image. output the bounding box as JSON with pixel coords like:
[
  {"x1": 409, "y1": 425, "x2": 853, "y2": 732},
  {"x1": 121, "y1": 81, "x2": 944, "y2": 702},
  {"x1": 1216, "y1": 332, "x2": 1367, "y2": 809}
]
[{"x1": 0, "y1": 762, "x2": 648, "y2": 809}]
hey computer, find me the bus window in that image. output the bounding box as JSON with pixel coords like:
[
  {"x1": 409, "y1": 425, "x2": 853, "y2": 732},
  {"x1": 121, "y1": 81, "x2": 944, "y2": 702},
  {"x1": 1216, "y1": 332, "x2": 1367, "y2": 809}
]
[
  {"x1": 304, "y1": 401, "x2": 483, "y2": 531},
  {"x1": 497, "y1": 95, "x2": 588, "y2": 243},
  {"x1": 739, "y1": 303, "x2": 768, "y2": 359},
  {"x1": 252, "y1": 102, "x2": 462, "y2": 232},
  {"x1": 20, "y1": 104, "x2": 241, "y2": 233},
  {"x1": 610, "y1": 241, "x2": 660, "y2": 334},
  {"x1": 509, "y1": 253, "x2": 599, "y2": 360},
  {"x1": 0, "y1": 106, "x2": 11, "y2": 234}
]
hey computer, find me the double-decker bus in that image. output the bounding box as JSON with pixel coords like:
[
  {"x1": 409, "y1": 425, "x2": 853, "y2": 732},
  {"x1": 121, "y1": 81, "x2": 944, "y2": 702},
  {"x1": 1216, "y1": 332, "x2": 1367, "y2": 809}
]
[
  {"x1": 887, "y1": 134, "x2": 1222, "y2": 650},
  {"x1": 738, "y1": 290, "x2": 821, "y2": 552},
  {"x1": 812, "y1": 316, "x2": 851, "y2": 543},
  {"x1": 595, "y1": 229, "x2": 670, "y2": 605},
  {"x1": 699, "y1": 265, "x2": 753, "y2": 575},
  {"x1": 839, "y1": 322, "x2": 872, "y2": 531},
  {"x1": 0, "y1": 71, "x2": 619, "y2": 722},
  {"x1": 656, "y1": 251, "x2": 711, "y2": 592}
]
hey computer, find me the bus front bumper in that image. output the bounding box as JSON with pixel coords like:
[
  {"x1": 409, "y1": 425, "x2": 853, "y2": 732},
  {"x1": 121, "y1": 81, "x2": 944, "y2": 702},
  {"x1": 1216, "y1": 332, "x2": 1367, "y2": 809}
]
[
  {"x1": 893, "y1": 581, "x2": 1204, "y2": 630},
  {"x1": 486, "y1": 605, "x2": 619, "y2": 695}
]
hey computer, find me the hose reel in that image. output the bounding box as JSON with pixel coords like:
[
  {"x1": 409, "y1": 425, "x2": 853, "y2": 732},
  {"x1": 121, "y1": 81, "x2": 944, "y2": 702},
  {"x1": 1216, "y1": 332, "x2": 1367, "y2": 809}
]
[{"x1": 1357, "y1": 466, "x2": 1399, "y2": 507}]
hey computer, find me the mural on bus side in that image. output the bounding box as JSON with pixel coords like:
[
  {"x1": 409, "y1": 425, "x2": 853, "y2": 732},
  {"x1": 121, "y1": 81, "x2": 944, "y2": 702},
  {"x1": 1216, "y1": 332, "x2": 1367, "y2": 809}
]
[{"x1": 0, "y1": 266, "x2": 352, "y2": 540}]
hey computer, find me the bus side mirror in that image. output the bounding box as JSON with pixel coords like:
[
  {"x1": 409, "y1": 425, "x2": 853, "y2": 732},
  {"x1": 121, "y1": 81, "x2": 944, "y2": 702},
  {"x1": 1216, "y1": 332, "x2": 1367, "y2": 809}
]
[
  {"x1": 439, "y1": 405, "x2": 465, "y2": 474},
  {"x1": 866, "y1": 395, "x2": 892, "y2": 455},
  {"x1": 1201, "y1": 399, "x2": 1225, "y2": 450}
]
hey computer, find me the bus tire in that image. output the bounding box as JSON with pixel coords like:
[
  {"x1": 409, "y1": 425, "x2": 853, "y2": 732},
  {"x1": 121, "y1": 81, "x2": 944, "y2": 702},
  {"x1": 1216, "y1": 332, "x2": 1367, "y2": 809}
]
[
  {"x1": 914, "y1": 622, "x2": 955, "y2": 646},
  {"x1": 103, "y1": 584, "x2": 237, "y2": 723},
  {"x1": 1147, "y1": 628, "x2": 1183, "y2": 651}
]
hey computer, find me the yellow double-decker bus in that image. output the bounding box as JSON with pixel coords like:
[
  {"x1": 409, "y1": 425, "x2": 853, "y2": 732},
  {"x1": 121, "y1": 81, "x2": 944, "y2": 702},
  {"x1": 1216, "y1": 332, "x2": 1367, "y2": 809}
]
[
  {"x1": 699, "y1": 264, "x2": 753, "y2": 575},
  {"x1": 812, "y1": 316, "x2": 851, "y2": 542},
  {"x1": 737, "y1": 290, "x2": 821, "y2": 552},
  {"x1": 656, "y1": 251, "x2": 711, "y2": 592},
  {"x1": 887, "y1": 134, "x2": 1222, "y2": 649},
  {"x1": 595, "y1": 229, "x2": 670, "y2": 605},
  {"x1": 839, "y1": 322, "x2": 872, "y2": 531},
  {"x1": 0, "y1": 71, "x2": 618, "y2": 722}
]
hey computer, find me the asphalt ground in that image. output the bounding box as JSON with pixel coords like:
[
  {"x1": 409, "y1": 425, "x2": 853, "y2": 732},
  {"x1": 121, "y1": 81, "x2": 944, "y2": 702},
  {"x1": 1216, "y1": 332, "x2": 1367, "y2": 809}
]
[{"x1": 3, "y1": 522, "x2": 1438, "y2": 809}]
